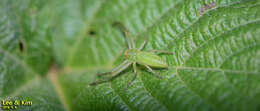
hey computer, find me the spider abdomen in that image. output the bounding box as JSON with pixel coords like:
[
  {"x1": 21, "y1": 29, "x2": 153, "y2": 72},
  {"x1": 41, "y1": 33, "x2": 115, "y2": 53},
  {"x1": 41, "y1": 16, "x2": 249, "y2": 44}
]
[{"x1": 136, "y1": 51, "x2": 168, "y2": 68}]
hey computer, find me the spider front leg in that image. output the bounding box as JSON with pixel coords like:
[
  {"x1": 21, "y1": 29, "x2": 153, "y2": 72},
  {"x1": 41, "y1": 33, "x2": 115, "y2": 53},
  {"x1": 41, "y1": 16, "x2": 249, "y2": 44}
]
[
  {"x1": 138, "y1": 34, "x2": 148, "y2": 51},
  {"x1": 113, "y1": 22, "x2": 135, "y2": 49},
  {"x1": 97, "y1": 60, "x2": 129, "y2": 77},
  {"x1": 90, "y1": 61, "x2": 131, "y2": 86},
  {"x1": 89, "y1": 78, "x2": 114, "y2": 86}
]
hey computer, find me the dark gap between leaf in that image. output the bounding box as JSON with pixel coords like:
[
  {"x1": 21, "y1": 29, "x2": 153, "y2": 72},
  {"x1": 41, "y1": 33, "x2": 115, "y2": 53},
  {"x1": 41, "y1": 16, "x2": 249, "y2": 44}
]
[
  {"x1": 18, "y1": 40, "x2": 25, "y2": 53},
  {"x1": 88, "y1": 29, "x2": 96, "y2": 36}
]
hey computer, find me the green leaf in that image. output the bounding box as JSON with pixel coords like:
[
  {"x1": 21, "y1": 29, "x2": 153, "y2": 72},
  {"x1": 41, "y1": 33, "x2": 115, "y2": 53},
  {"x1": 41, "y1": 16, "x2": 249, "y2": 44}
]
[{"x1": 1, "y1": 0, "x2": 260, "y2": 111}]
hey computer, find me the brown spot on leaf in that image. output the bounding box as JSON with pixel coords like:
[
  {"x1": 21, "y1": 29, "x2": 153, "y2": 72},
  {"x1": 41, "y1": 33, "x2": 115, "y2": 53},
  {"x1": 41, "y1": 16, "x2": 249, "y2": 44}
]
[{"x1": 199, "y1": 2, "x2": 216, "y2": 16}]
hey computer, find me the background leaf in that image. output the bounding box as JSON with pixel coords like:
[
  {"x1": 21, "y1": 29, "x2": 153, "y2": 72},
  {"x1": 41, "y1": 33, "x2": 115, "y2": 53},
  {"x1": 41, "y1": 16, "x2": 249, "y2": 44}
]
[
  {"x1": 0, "y1": 0, "x2": 64, "y2": 110},
  {"x1": 0, "y1": 0, "x2": 260, "y2": 111}
]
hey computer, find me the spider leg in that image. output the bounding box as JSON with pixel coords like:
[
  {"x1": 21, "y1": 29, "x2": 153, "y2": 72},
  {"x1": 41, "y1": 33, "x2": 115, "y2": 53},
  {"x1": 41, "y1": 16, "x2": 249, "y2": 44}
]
[
  {"x1": 89, "y1": 78, "x2": 113, "y2": 86},
  {"x1": 124, "y1": 62, "x2": 137, "y2": 90},
  {"x1": 147, "y1": 50, "x2": 174, "y2": 55},
  {"x1": 125, "y1": 31, "x2": 135, "y2": 49},
  {"x1": 138, "y1": 34, "x2": 147, "y2": 51},
  {"x1": 90, "y1": 61, "x2": 132, "y2": 86},
  {"x1": 133, "y1": 62, "x2": 137, "y2": 74},
  {"x1": 97, "y1": 60, "x2": 129, "y2": 77},
  {"x1": 113, "y1": 22, "x2": 135, "y2": 49},
  {"x1": 144, "y1": 65, "x2": 162, "y2": 79}
]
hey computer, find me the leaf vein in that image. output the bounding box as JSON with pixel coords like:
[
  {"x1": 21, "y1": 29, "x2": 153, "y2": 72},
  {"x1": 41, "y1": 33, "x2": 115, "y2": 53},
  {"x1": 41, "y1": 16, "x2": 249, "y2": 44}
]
[
  {"x1": 138, "y1": 73, "x2": 170, "y2": 111},
  {"x1": 173, "y1": 66, "x2": 259, "y2": 75},
  {"x1": 109, "y1": 82, "x2": 135, "y2": 111},
  {"x1": 182, "y1": 19, "x2": 260, "y2": 65},
  {"x1": 219, "y1": 43, "x2": 260, "y2": 70},
  {"x1": 175, "y1": 68, "x2": 217, "y2": 109}
]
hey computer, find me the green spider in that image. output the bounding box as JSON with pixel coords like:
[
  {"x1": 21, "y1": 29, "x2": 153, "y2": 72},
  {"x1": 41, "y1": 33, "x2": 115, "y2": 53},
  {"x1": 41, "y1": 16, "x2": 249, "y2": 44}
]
[{"x1": 90, "y1": 22, "x2": 173, "y2": 90}]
